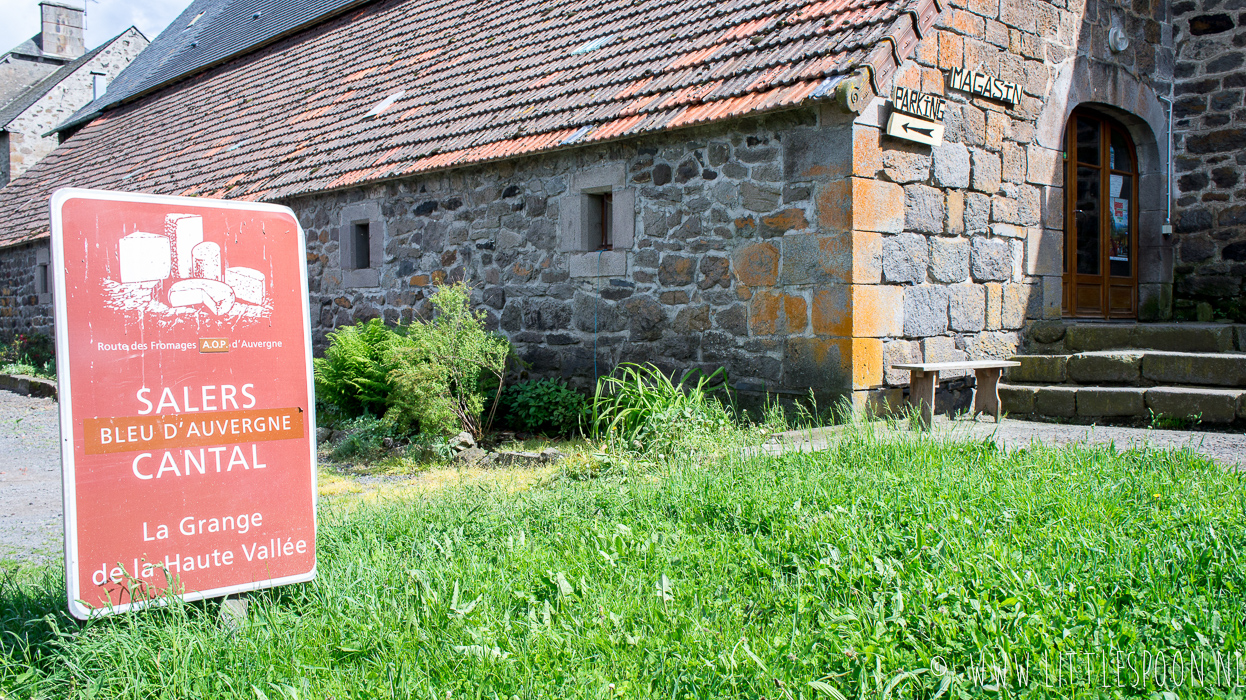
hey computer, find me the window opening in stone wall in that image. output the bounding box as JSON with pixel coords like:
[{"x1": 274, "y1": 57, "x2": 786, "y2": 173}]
[
  {"x1": 351, "y1": 222, "x2": 371, "y2": 270},
  {"x1": 589, "y1": 192, "x2": 613, "y2": 250},
  {"x1": 37, "y1": 262, "x2": 48, "y2": 295},
  {"x1": 91, "y1": 72, "x2": 107, "y2": 101}
]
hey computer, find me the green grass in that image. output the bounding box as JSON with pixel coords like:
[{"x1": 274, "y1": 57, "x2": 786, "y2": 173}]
[
  {"x1": 3, "y1": 426, "x2": 1245, "y2": 698},
  {"x1": 0, "y1": 361, "x2": 54, "y2": 381}
]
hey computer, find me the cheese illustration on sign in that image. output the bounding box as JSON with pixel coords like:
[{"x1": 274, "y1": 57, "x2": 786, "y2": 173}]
[
  {"x1": 946, "y1": 67, "x2": 1022, "y2": 106},
  {"x1": 165, "y1": 214, "x2": 203, "y2": 278},
  {"x1": 49, "y1": 188, "x2": 317, "y2": 619},
  {"x1": 118, "y1": 232, "x2": 172, "y2": 284},
  {"x1": 104, "y1": 210, "x2": 275, "y2": 327}
]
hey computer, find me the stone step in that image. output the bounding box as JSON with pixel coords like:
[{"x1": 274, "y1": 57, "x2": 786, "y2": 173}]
[
  {"x1": 1006, "y1": 351, "x2": 1246, "y2": 387},
  {"x1": 1000, "y1": 383, "x2": 1246, "y2": 424},
  {"x1": 1025, "y1": 321, "x2": 1246, "y2": 354}
]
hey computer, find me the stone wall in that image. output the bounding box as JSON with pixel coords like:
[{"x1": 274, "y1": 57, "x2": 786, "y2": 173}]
[
  {"x1": 0, "y1": 241, "x2": 53, "y2": 342},
  {"x1": 3, "y1": 28, "x2": 147, "y2": 184},
  {"x1": 836, "y1": 0, "x2": 1175, "y2": 400},
  {"x1": 1171, "y1": 1, "x2": 1246, "y2": 321},
  {"x1": 287, "y1": 109, "x2": 887, "y2": 401}
]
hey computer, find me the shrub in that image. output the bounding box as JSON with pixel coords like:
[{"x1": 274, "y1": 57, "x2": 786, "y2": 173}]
[
  {"x1": 0, "y1": 333, "x2": 56, "y2": 378},
  {"x1": 384, "y1": 283, "x2": 509, "y2": 438},
  {"x1": 500, "y1": 379, "x2": 588, "y2": 437},
  {"x1": 313, "y1": 318, "x2": 398, "y2": 420},
  {"x1": 591, "y1": 363, "x2": 733, "y2": 453}
]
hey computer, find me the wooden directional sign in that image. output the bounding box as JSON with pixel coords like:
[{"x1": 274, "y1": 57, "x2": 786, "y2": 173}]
[
  {"x1": 885, "y1": 111, "x2": 945, "y2": 146},
  {"x1": 946, "y1": 67, "x2": 1021, "y2": 106},
  {"x1": 892, "y1": 86, "x2": 947, "y2": 122}
]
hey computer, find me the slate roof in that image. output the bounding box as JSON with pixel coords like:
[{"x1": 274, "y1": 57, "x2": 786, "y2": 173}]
[
  {"x1": 0, "y1": 0, "x2": 943, "y2": 247},
  {"x1": 0, "y1": 32, "x2": 127, "y2": 129},
  {"x1": 56, "y1": 0, "x2": 374, "y2": 135}
]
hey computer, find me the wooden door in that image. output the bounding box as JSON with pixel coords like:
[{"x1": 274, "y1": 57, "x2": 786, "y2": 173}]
[{"x1": 1062, "y1": 111, "x2": 1139, "y2": 318}]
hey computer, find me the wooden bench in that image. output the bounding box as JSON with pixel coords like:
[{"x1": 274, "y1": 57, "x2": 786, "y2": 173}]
[{"x1": 890, "y1": 360, "x2": 1020, "y2": 430}]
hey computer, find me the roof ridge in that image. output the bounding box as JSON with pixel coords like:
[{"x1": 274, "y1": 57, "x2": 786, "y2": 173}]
[{"x1": 0, "y1": 0, "x2": 951, "y2": 243}]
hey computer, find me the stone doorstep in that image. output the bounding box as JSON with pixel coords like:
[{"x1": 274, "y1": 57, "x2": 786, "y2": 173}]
[
  {"x1": 1000, "y1": 384, "x2": 1246, "y2": 424},
  {"x1": 1065, "y1": 351, "x2": 1144, "y2": 384},
  {"x1": 1008, "y1": 351, "x2": 1246, "y2": 388},
  {"x1": 1051, "y1": 322, "x2": 1243, "y2": 354},
  {"x1": 1142, "y1": 351, "x2": 1246, "y2": 387}
]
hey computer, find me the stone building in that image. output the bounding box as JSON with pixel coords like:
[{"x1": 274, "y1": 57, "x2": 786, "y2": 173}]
[
  {"x1": 0, "y1": 1, "x2": 148, "y2": 186},
  {"x1": 1, "y1": 0, "x2": 1245, "y2": 420}
]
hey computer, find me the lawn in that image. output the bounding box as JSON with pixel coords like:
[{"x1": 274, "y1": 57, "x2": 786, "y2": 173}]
[{"x1": 2, "y1": 425, "x2": 1244, "y2": 698}]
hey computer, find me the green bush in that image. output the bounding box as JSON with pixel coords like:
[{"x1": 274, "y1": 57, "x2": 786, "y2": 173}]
[
  {"x1": 384, "y1": 283, "x2": 510, "y2": 438},
  {"x1": 0, "y1": 333, "x2": 55, "y2": 378},
  {"x1": 500, "y1": 379, "x2": 588, "y2": 437},
  {"x1": 591, "y1": 363, "x2": 733, "y2": 453},
  {"x1": 313, "y1": 284, "x2": 510, "y2": 438},
  {"x1": 313, "y1": 318, "x2": 397, "y2": 420}
]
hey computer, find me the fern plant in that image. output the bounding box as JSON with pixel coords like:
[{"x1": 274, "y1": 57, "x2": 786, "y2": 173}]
[{"x1": 313, "y1": 318, "x2": 398, "y2": 419}]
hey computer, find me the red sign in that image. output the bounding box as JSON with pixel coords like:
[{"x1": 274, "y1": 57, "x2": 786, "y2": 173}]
[{"x1": 50, "y1": 189, "x2": 317, "y2": 618}]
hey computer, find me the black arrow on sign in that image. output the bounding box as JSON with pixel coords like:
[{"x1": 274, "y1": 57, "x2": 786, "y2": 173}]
[{"x1": 903, "y1": 121, "x2": 934, "y2": 138}]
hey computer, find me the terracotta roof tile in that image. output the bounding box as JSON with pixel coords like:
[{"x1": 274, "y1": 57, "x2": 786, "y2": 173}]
[{"x1": 0, "y1": 0, "x2": 942, "y2": 246}]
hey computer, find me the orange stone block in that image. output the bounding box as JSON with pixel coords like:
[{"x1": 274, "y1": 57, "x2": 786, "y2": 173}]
[
  {"x1": 784, "y1": 294, "x2": 808, "y2": 334},
  {"x1": 852, "y1": 125, "x2": 883, "y2": 178},
  {"x1": 733, "y1": 241, "x2": 780, "y2": 287},
  {"x1": 812, "y1": 287, "x2": 851, "y2": 337},
  {"x1": 850, "y1": 284, "x2": 903, "y2": 338},
  {"x1": 409, "y1": 274, "x2": 430, "y2": 286},
  {"x1": 750, "y1": 290, "x2": 806, "y2": 335},
  {"x1": 938, "y1": 32, "x2": 964, "y2": 70},
  {"x1": 851, "y1": 230, "x2": 883, "y2": 283},
  {"x1": 761, "y1": 208, "x2": 809, "y2": 235},
  {"x1": 748, "y1": 290, "x2": 782, "y2": 335},
  {"x1": 817, "y1": 177, "x2": 904, "y2": 235},
  {"x1": 848, "y1": 337, "x2": 884, "y2": 388},
  {"x1": 812, "y1": 284, "x2": 901, "y2": 338}
]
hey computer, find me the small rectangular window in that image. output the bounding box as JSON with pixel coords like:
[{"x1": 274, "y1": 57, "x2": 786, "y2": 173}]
[
  {"x1": 37, "y1": 263, "x2": 49, "y2": 295},
  {"x1": 91, "y1": 73, "x2": 107, "y2": 101},
  {"x1": 352, "y1": 222, "x2": 370, "y2": 269},
  {"x1": 585, "y1": 192, "x2": 613, "y2": 250}
]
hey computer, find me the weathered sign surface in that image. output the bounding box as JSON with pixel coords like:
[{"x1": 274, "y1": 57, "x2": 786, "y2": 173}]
[
  {"x1": 885, "y1": 111, "x2": 946, "y2": 147},
  {"x1": 891, "y1": 86, "x2": 947, "y2": 122},
  {"x1": 946, "y1": 67, "x2": 1022, "y2": 106},
  {"x1": 50, "y1": 189, "x2": 317, "y2": 619}
]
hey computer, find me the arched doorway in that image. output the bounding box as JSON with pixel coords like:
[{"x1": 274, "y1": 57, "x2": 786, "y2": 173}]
[{"x1": 1063, "y1": 109, "x2": 1139, "y2": 318}]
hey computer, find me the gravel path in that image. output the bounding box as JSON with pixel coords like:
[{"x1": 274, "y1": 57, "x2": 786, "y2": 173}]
[
  {"x1": 0, "y1": 391, "x2": 61, "y2": 562},
  {"x1": 769, "y1": 415, "x2": 1246, "y2": 468}
]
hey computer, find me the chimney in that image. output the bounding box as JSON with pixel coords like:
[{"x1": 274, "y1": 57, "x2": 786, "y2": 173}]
[{"x1": 40, "y1": 0, "x2": 86, "y2": 60}]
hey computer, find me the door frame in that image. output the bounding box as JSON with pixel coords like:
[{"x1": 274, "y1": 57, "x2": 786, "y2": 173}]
[{"x1": 1062, "y1": 109, "x2": 1140, "y2": 319}]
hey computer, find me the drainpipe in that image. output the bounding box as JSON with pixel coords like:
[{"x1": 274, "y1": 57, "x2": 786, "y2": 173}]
[{"x1": 1155, "y1": 93, "x2": 1174, "y2": 236}]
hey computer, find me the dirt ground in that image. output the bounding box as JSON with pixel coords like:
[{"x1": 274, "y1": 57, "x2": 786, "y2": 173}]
[{"x1": 2, "y1": 388, "x2": 1245, "y2": 562}]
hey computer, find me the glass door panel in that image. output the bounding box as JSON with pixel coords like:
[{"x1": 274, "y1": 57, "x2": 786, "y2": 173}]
[
  {"x1": 1075, "y1": 167, "x2": 1100, "y2": 275},
  {"x1": 1108, "y1": 173, "x2": 1131, "y2": 278},
  {"x1": 1063, "y1": 112, "x2": 1138, "y2": 319}
]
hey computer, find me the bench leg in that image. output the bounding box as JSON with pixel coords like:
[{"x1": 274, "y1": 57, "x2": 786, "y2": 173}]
[
  {"x1": 973, "y1": 368, "x2": 1003, "y2": 422},
  {"x1": 908, "y1": 369, "x2": 938, "y2": 431}
]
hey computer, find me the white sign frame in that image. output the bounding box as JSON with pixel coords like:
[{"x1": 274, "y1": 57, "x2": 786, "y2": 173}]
[{"x1": 50, "y1": 188, "x2": 318, "y2": 619}]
